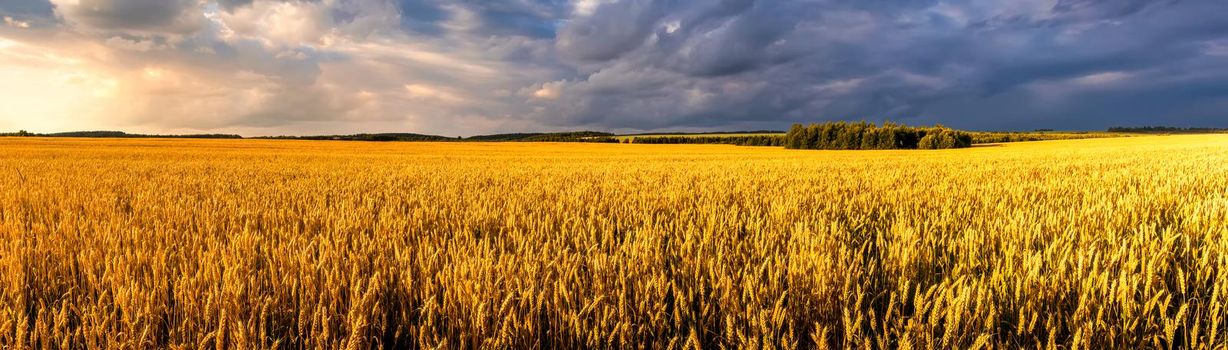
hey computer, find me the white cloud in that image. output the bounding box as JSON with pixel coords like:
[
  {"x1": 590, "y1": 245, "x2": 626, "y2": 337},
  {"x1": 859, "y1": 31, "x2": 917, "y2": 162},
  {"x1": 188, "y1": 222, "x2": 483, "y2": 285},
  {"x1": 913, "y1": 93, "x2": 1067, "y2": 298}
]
[
  {"x1": 4, "y1": 16, "x2": 30, "y2": 29},
  {"x1": 218, "y1": 1, "x2": 334, "y2": 47},
  {"x1": 663, "y1": 20, "x2": 680, "y2": 34},
  {"x1": 573, "y1": 0, "x2": 616, "y2": 17},
  {"x1": 531, "y1": 81, "x2": 564, "y2": 100},
  {"x1": 405, "y1": 83, "x2": 465, "y2": 104}
]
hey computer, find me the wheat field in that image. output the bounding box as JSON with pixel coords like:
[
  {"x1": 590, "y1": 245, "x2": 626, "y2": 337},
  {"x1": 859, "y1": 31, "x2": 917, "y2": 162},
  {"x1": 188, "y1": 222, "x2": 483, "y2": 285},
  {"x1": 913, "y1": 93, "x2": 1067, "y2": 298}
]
[{"x1": 2, "y1": 135, "x2": 1227, "y2": 349}]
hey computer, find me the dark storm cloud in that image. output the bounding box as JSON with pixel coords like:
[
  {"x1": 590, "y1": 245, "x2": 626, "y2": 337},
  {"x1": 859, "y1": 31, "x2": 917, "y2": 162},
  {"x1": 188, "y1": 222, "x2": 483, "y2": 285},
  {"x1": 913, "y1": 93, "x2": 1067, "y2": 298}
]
[
  {"x1": 556, "y1": 0, "x2": 666, "y2": 61},
  {"x1": 537, "y1": 0, "x2": 1228, "y2": 131}
]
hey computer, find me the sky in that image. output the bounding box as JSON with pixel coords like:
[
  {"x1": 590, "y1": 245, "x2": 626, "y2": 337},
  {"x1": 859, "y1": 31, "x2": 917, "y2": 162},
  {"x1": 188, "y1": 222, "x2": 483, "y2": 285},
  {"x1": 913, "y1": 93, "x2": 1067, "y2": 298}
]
[{"x1": 0, "y1": 0, "x2": 1226, "y2": 136}]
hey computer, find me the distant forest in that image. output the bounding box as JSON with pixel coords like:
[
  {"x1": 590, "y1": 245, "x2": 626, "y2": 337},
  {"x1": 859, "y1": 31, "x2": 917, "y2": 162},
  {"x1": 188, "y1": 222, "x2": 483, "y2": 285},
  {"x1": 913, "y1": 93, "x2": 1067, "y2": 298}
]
[
  {"x1": 626, "y1": 135, "x2": 785, "y2": 147},
  {"x1": 1107, "y1": 126, "x2": 1228, "y2": 133},
  {"x1": 464, "y1": 131, "x2": 618, "y2": 142},
  {"x1": 256, "y1": 133, "x2": 453, "y2": 142},
  {"x1": 621, "y1": 130, "x2": 785, "y2": 136}
]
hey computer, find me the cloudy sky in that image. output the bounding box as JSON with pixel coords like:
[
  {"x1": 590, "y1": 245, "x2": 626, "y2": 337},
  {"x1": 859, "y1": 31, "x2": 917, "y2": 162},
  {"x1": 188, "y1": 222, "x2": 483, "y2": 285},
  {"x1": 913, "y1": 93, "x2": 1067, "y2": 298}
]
[{"x1": 0, "y1": 0, "x2": 1225, "y2": 136}]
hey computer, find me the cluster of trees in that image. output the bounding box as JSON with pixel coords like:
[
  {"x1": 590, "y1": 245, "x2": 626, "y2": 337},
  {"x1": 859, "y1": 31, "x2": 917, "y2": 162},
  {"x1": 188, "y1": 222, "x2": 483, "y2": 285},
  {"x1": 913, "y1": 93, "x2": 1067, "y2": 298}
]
[
  {"x1": 0, "y1": 130, "x2": 31, "y2": 137},
  {"x1": 627, "y1": 135, "x2": 784, "y2": 146},
  {"x1": 784, "y1": 122, "x2": 972, "y2": 150},
  {"x1": 1107, "y1": 126, "x2": 1228, "y2": 133}
]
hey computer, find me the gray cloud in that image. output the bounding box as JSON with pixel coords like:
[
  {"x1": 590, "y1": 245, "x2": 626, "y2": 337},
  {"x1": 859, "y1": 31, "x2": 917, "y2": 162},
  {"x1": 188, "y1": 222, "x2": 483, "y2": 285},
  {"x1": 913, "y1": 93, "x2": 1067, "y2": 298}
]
[
  {"x1": 51, "y1": 0, "x2": 206, "y2": 33},
  {"x1": 0, "y1": 0, "x2": 54, "y2": 18}
]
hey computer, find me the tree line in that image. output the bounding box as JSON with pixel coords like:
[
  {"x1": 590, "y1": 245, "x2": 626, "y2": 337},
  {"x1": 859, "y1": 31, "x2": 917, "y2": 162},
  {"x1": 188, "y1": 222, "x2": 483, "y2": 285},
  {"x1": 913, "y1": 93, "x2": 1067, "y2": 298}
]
[
  {"x1": 1107, "y1": 126, "x2": 1228, "y2": 133},
  {"x1": 969, "y1": 131, "x2": 1111, "y2": 144},
  {"x1": 8, "y1": 131, "x2": 619, "y2": 143},
  {"x1": 784, "y1": 122, "x2": 972, "y2": 150},
  {"x1": 626, "y1": 135, "x2": 784, "y2": 146},
  {"x1": 4, "y1": 125, "x2": 985, "y2": 150},
  {"x1": 0, "y1": 130, "x2": 242, "y2": 139},
  {"x1": 257, "y1": 133, "x2": 451, "y2": 141},
  {"x1": 516, "y1": 132, "x2": 618, "y2": 143}
]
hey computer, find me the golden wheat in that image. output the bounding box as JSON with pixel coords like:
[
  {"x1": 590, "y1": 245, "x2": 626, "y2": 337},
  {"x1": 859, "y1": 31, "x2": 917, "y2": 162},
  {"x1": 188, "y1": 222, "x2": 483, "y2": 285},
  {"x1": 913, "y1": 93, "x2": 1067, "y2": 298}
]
[{"x1": 2, "y1": 135, "x2": 1227, "y2": 348}]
